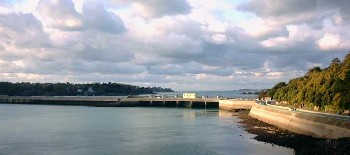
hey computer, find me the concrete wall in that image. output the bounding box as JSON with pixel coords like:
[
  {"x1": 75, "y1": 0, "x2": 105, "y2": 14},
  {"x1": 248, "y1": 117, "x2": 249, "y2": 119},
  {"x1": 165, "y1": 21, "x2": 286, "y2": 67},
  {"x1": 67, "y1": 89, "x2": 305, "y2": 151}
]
[
  {"x1": 249, "y1": 104, "x2": 350, "y2": 139},
  {"x1": 219, "y1": 99, "x2": 256, "y2": 111}
]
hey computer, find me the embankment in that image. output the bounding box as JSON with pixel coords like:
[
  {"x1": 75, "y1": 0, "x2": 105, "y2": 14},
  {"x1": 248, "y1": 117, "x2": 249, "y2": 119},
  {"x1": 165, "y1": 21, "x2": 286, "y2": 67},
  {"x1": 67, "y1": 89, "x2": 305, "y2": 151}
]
[
  {"x1": 249, "y1": 104, "x2": 350, "y2": 139},
  {"x1": 0, "y1": 96, "x2": 219, "y2": 108},
  {"x1": 219, "y1": 99, "x2": 256, "y2": 111},
  {"x1": 234, "y1": 110, "x2": 350, "y2": 155}
]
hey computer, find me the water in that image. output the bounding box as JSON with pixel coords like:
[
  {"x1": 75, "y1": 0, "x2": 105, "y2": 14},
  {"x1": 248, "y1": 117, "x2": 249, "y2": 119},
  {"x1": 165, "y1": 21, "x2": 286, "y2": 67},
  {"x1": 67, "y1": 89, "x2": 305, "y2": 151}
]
[
  {"x1": 155, "y1": 90, "x2": 258, "y2": 99},
  {"x1": 0, "y1": 104, "x2": 293, "y2": 155}
]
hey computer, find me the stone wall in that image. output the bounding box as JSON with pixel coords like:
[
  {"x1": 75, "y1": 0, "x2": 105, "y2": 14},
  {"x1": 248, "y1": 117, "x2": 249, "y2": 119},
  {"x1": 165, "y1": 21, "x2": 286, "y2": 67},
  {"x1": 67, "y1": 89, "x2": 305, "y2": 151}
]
[
  {"x1": 249, "y1": 104, "x2": 350, "y2": 139},
  {"x1": 219, "y1": 99, "x2": 256, "y2": 111}
]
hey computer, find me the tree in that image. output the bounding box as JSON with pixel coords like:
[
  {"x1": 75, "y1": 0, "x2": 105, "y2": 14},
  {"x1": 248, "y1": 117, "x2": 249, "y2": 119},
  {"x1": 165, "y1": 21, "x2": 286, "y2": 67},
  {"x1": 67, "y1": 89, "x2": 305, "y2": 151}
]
[
  {"x1": 0, "y1": 82, "x2": 174, "y2": 96},
  {"x1": 306, "y1": 66, "x2": 321, "y2": 77},
  {"x1": 268, "y1": 82, "x2": 287, "y2": 99},
  {"x1": 267, "y1": 52, "x2": 350, "y2": 112}
]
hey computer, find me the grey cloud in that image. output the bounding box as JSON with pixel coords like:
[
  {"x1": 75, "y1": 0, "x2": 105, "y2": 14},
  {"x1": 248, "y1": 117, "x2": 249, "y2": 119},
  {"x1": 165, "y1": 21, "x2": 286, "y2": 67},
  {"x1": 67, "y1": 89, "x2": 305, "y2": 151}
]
[
  {"x1": 331, "y1": 0, "x2": 350, "y2": 24},
  {"x1": 225, "y1": 51, "x2": 266, "y2": 70},
  {"x1": 82, "y1": 0, "x2": 126, "y2": 33},
  {"x1": 128, "y1": 19, "x2": 347, "y2": 84},
  {"x1": 189, "y1": 31, "x2": 266, "y2": 70},
  {"x1": 1, "y1": 0, "x2": 349, "y2": 90},
  {"x1": 66, "y1": 74, "x2": 157, "y2": 84},
  {"x1": 146, "y1": 65, "x2": 185, "y2": 75},
  {"x1": 9, "y1": 58, "x2": 145, "y2": 76},
  {"x1": 136, "y1": 0, "x2": 192, "y2": 17},
  {"x1": 258, "y1": 26, "x2": 289, "y2": 40},
  {"x1": 239, "y1": 0, "x2": 317, "y2": 19},
  {"x1": 240, "y1": 36, "x2": 347, "y2": 73},
  {"x1": 71, "y1": 32, "x2": 136, "y2": 63},
  {"x1": 221, "y1": 27, "x2": 346, "y2": 73},
  {"x1": 37, "y1": 0, "x2": 126, "y2": 33},
  {"x1": 194, "y1": 42, "x2": 230, "y2": 65},
  {"x1": 0, "y1": 61, "x2": 24, "y2": 73},
  {"x1": 0, "y1": 13, "x2": 50, "y2": 48},
  {"x1": 148, "y1": 34, "x2": 203, "y2": 58},
  {"x1": 163, "y1": 18, "x2": 203, "y2": 39},
  {"x1": 112, "y1": 0, "x2": 192, "y2": 17},
  {"x1": 232, "y1": 41, "x2": 314, "y2": 72},
  {"x1": 0, "y1": 43, "x2": 4, "y2": 50},
  {"x1": 270, "y1": 50, "x2": 349, "y2": 72},
  {"x1": 145, "y1": 62, "x2": 227, "y2": 76},
  {"x1": 238, "y1": 0, "x2": 350, "y2": 25},
  {"x1": 65, "y1": 61, "x2": 145, "y2": 75},
  {"x1": 75, "y1": 44, "x2": 133, "y2": 62}
]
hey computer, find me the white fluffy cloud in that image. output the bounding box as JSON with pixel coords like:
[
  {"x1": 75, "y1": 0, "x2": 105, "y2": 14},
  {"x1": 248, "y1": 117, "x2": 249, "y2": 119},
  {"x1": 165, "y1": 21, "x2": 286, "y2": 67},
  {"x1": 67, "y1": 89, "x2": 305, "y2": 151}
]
[
  {"x1": 0, "y1": 0, "x2": 349, "y2": 90},
  {"x1": 37, "y1": 0, "x2": 83, "y2": 30},
  {"x1": 318, "y1": 33, "x2": 350, "y2": 50},
  {"x1": 318, "y1": 33, "x2": 341, "y2": 50},
  {"x1": 37, "y1": 0, "x2": 126, "y2": 33}
]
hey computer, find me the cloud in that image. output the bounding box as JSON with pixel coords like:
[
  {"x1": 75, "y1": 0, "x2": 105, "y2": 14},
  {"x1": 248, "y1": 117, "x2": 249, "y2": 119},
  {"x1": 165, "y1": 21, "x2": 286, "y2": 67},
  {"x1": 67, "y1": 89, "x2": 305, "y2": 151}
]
[
  {"x1": 210, "y1": 34, "x2": 228, "y2": 44},
  {"x1": 318, "y1": 33, "x2": 341, "y2": 50},
  {"x1": 238, "y1": 0, "x2": 350, "y2": 26},
  {"x1": 238, "y1": 0, "x2": 317, "y2": 20},
  {"x1": 238, "y1": 18, "x2": 289, "y2": 39},
  {"x1": 37, "y1": 0, "x2": 126, "y2": 33},
  {"x1": 37, "y1": 0, "x2": 83, "y2": 30},
  {"x1": 317, "y1": 33, "x2": 350, "y2": 50},
  {"x1": 112, "y1": 0, "x2": 192, "y2": 17},
  {"x1": 82, "y1": 0, "x2": 126, "y2": 33},
  {"x1": 0, "y1": 0, "x2": 350, "y2": 90},
  {"x1": 148, "y1": 34, "x2": 202, "y2": 58},
  {"x1": 0, "y1": 13, "x2": 50, "y2": 48}
]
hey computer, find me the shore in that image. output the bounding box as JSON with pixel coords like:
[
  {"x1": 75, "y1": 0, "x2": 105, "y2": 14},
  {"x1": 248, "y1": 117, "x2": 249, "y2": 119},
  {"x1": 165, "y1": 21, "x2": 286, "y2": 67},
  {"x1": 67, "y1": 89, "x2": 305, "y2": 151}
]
[{"x1": 232, "y1": 110, "x2": 350, "y2": 155}]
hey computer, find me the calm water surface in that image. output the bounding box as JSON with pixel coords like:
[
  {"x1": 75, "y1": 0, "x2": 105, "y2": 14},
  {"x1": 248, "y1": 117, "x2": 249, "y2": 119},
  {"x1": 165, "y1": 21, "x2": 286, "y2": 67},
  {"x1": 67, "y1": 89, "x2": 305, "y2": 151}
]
[{"x1": 0, "y1": 104, "x2": 293, "y2": 155}]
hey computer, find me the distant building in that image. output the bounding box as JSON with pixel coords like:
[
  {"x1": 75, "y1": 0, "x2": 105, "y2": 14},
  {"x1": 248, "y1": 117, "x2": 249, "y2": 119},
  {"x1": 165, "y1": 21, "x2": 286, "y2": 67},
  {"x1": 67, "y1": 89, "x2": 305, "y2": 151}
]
[{"x1": 183, "y1": 93, "x2": 196, "y2": 99}]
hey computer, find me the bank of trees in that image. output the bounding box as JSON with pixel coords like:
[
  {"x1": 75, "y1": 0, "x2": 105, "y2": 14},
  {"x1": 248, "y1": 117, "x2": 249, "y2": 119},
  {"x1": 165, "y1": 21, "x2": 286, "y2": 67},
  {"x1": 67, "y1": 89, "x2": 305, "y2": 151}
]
[
  {"x1": 0, "y1": 82, "x2": 174, "y2": 96},
  {"x1": 260, "y1": 52, "x2": 350, "y2": 112}
]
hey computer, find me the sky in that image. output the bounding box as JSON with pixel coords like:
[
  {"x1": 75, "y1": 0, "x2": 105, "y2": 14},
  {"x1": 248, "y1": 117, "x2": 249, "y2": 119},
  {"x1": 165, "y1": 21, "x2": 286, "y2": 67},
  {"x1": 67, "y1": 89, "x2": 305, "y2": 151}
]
[{"x1": 0, "y1": 0, "x2": 349, "y2": 91}]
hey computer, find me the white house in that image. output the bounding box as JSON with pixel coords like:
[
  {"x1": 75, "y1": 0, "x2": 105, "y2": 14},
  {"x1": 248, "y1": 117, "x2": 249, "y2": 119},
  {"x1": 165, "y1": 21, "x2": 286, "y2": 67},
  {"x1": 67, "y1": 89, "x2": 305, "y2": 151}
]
[{"x1": 183, "y1": 93, "x2": 196, "y2": 99}]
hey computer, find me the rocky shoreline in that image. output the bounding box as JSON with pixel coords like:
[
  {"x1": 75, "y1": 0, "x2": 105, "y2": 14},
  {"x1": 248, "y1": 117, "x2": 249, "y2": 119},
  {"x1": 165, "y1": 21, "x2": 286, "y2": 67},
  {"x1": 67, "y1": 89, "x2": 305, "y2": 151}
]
[{"x1": 232, "y1": 110, "x2": 350, "y2": 155}]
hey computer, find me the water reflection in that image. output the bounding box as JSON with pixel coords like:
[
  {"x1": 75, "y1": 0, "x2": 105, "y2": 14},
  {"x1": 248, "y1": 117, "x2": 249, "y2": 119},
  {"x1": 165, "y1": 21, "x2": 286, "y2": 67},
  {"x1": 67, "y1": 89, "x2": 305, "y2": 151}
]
[
  {"x1": 219, "y1": 110, "x2": 234, "y2": 118},
  {"x1": 182, "y1": 110, "x2": 196, "y2": 122}
]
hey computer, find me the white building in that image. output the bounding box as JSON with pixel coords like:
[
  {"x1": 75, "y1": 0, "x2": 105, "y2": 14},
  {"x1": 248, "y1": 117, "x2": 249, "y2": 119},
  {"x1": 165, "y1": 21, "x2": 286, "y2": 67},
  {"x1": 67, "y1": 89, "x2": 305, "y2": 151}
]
[{"x1": 183, "y1": 93, "x2": 196, "y2": 99}]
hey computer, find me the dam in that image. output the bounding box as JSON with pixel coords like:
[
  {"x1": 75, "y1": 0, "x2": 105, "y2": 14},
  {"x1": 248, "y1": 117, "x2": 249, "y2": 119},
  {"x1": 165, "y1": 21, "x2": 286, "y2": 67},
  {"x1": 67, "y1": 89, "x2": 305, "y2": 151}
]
[{"x1": 0, "y1": 96, "x2": 221, "y2": 108}]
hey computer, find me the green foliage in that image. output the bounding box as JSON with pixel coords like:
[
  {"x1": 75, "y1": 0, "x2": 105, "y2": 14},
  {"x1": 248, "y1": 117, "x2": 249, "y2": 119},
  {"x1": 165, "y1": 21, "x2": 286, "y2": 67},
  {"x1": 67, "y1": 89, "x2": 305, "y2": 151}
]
[
  {"x1": 0, "y1": 82, "x2": 174, "y2": 96},
  {"x1": 267, "y1": 82, "x2": 287, "y2": 99},
  {"x1": 261, "y1": 51, "x2": 350, "y2": 111}
]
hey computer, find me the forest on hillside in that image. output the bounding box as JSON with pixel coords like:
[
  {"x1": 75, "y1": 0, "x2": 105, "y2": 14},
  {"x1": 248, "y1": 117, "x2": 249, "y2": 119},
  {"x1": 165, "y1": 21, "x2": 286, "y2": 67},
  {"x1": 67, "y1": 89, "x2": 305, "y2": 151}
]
[
  {"x1": 0, "y1": 82, "x2": 174, "y2": 96},
  {"x1": 259, "y1": 52, "x2": 350, "y2": 112}
]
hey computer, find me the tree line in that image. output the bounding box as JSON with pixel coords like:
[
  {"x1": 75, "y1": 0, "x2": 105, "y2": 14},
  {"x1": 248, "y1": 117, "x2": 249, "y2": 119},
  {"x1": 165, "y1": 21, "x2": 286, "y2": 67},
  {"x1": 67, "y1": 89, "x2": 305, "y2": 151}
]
[
  {"x1": 0, "y1": 82, "x2": 174, "y2": 96},
  {"x1": 259, "y1": 52, "x2": 350, "y2": 112}
]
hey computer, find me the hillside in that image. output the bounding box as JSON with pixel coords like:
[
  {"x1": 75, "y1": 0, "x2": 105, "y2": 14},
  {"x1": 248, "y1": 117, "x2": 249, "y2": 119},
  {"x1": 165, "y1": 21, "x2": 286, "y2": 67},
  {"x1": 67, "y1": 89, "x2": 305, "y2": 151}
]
[{"x1": 259, "y1": 52, "x2": 350, "y2": 112}]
